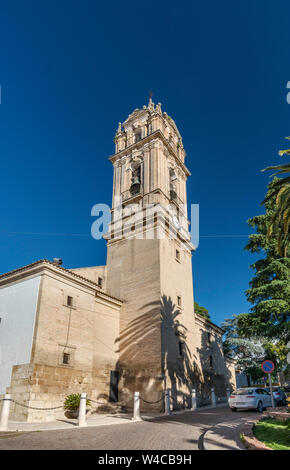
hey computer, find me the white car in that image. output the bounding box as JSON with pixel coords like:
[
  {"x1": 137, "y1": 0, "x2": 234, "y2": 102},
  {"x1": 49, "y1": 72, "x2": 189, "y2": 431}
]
[{"x1": 228, "y1": 387, "x2": 274, "y2": 412}]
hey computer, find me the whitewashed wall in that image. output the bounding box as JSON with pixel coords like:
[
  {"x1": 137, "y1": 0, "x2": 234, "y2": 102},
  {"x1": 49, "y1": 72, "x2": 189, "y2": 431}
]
[{"x1": 0, "y1": 276, "x2": 41, "y2": 394}]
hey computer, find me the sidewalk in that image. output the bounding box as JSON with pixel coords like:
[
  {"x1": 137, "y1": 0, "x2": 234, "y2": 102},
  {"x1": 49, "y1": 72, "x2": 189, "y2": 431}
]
[
  {"x1": 203, "y1": 416, "x2": 252, "y2": 450},
  {"x1": 5, "y1": 414, "x2": 133, "y2": 432},
  {"x1": 3, "y1": 403, "x2": 228, "y2": 433}
]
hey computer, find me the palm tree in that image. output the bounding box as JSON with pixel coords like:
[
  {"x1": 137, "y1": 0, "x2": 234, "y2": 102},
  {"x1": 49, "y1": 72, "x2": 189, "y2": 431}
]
[{"x1": 261, "y1": 138, "x2": 290, "y2": 257}]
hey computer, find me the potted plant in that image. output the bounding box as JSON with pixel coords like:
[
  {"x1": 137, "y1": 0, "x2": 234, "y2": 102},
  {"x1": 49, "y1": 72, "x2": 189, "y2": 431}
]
[{"x1": 64, "y1": 394, "x2": 91, "y2": 419}]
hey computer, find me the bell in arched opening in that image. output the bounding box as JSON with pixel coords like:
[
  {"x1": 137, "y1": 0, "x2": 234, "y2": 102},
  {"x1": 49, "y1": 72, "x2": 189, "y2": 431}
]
[{"x1": 130, "y1": 164, "x2": 141, "y2": 196}]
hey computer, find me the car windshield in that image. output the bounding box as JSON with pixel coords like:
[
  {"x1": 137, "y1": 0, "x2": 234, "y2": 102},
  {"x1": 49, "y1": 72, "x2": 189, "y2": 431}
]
[
  {"x1": 232, "y1": 389, "x2": 254, "y2": 395},
  {"x1": 264, "y1": 387, "x2": 279, "y2": 393}
]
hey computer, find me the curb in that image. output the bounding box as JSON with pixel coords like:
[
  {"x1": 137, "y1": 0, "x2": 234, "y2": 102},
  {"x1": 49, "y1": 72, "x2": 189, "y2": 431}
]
[{"x1": 240, "y1": 415, "x2": 272, "y2": 451}]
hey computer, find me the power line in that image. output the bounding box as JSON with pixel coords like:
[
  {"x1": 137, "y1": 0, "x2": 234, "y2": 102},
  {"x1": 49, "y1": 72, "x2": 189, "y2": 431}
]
[{"x1": 0, "y1": 230, "x2": 249, "y2": 238}]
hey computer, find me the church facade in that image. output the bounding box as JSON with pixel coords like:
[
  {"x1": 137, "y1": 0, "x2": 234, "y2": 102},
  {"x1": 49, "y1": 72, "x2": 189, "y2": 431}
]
[{"x1": 0, "y1": 99, "x2": 235, "y2": 422}]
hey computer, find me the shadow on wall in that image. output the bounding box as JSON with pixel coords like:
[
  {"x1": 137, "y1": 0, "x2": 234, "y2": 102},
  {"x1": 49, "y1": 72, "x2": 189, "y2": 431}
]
[
  {"x1": 161, "y1": 294, "x2": 195, "y2": 409},
  {"x1": 195, "y1": 328, "x2": 230, "y2": 406},
  {"x1": 162, "y1": 295, "x2": 230, "y2": 409},
  {"x1": 113, "y1": 295, "x2": 230, "y2": 410},
  {"x1": 114, "y1": 297, "x2": 163, "y2": 409}
]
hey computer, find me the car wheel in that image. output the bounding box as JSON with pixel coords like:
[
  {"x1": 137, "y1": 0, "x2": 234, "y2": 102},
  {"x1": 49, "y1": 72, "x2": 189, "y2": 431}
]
[
  {"x1": 257, "y1": 401, "x2": 263, "y2": 413},
  {"x1": 231, "y1": 407, "x2": 237, "y2": 412}
]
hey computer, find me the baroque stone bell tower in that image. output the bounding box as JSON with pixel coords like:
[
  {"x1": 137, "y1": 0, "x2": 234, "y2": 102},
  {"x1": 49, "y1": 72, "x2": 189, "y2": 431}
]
[{"x1": 105, "y1": 98, "x2": 197, "y2": 407}]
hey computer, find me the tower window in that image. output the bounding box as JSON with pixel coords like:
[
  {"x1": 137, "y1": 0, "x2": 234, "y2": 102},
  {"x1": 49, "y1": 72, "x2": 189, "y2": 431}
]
[
  {"x1": 98, "y1": 277, "x2": 103, "y2": 288},
  {"x1": 63, "y1": 353, "x2": 70, "y2": 365},
  {"x1": 134, "y1": 130, "x2": 142, "y2": 142},
  {"x1": 208, "y1": 332, "x2": 212, "y2": 344},
  {"x1": 67, "y1": 296, "x2": 73, "y2": 307},
  {"x1": 209, "y1": 355, "x2": 213, "y2": 367},
  {"x1": 177, "y1": 295, "x2": 182, "y2": 307},
  {"x1": 169, "y1": 168, "x2": 177, "y2": 182},
  {"x1": 178, "y1": 341, "x2": 184, "y2": 358},
  {"x1": 130, "y1": 164, "x2": 141, "y2": 196},
  {"x1": 175, "y1": 249, "x2": 180, "y2": 261}
]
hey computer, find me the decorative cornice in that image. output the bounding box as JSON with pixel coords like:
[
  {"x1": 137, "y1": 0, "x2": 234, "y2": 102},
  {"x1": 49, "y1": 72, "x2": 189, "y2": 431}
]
[
  {"x1": 109, "y1": 130, "x2": 190, "y2": 177},
  {"x1": 123, "y1": 108, "x2": 149, "y2": 126}
]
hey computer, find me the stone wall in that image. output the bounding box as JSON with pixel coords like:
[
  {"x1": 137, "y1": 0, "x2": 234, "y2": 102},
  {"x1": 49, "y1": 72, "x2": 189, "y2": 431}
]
[
  {"x1": 0, "y1": 275, "x2": 41, "y2": 394},
  {"x1": 6, "y1": 269, "x2": 121, "y2": 422},
  {"x1": 70, "y1": 266, "x2": 107, "y2": 290},
  {"x1": 7, "y1": 363, "x2": 115, "y2": 422},
  {"x1": 106, "y1": 237, "x2": 163, "y2": 389},
  {"x1": 159, "y1": 235, "x2": 232, "y2": 408}
]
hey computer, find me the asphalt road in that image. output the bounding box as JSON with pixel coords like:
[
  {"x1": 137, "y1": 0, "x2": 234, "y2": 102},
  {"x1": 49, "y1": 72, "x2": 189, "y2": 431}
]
[{"x1": 0, "y1": 407, "x2": 258, "y2": 450}]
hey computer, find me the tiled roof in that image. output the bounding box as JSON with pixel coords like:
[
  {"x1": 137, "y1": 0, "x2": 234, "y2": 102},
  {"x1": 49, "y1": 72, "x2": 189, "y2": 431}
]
[{"x1": 0, "y1": 259, "x2": 123, "y2": 304}]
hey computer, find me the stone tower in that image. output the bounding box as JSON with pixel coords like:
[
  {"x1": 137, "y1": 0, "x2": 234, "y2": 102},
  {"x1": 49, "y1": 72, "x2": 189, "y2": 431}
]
[
  {"x1": 105, "y1": 98, "x2": 198, "y2": 408},
  {"x1": 0, "y1": 100, "x2": 235, "y2": 421}
]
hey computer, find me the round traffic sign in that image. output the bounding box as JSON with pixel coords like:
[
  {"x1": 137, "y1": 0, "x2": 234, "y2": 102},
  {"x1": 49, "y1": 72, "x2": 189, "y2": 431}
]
[{"x1": 261, "y1": 360, "x2": 275, "y2": 374}]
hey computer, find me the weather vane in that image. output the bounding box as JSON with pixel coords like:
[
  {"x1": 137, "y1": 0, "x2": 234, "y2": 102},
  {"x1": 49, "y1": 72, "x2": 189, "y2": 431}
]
[{"x1": 149, "y1": 90, "x2": 154, "y2": 100}]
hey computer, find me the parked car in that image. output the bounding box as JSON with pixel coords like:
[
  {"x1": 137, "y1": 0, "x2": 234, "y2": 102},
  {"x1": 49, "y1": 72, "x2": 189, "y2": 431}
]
[
  {"x1": 228, "y1": 387, "x2": 274, "y2": 412},
  {"x1": 264, "y1": 386, "x2": 287, "y2": 406}
]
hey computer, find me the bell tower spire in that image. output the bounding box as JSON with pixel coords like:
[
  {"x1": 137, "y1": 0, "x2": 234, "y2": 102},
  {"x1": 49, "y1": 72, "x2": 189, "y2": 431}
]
[{"x1": 108, "y1": 100, "x2": 193, "y2": 251}]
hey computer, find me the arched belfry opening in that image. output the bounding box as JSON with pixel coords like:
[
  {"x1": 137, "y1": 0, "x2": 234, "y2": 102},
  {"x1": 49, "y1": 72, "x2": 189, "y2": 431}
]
[
  {"x1": 130, "y1": 160, "x2": 142, "y2": 196},
  {"x1": 169, "y1": 167, "x2": 177, "y2": 200}
]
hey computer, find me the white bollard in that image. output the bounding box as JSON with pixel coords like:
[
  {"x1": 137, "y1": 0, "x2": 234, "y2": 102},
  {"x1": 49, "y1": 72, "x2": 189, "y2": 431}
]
[
  {"x1": 226, "y1": 388, "x2": 231, "y2": 401},
  {"x1": 132, "y1": 391, "x2": 142, "y2": 421},
  {"x1": 164, "y1": 389, "x2": 171, "y2": 415},
  {"x1": 211, "y1": 388, "x2": 216, "y2": 408},
  {"x1": 0, "y1": 394, "x2": 11, "y2": 431},
  {"x1": 191, "y1": 388, "x2": 197, "y2": 411},
  {"x1": 78, "y1": 393, "x2": 87, "y2": 427}
]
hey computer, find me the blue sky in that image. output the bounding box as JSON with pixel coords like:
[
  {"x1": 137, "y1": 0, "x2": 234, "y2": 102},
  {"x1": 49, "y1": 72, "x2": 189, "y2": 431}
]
[{"x1": 0, "y1": 0, "x2": 289, "y2": 326}]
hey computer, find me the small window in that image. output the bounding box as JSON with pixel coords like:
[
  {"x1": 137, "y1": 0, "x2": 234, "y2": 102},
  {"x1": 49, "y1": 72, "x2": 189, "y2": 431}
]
[
  {"x1": 176, "y1": 249, "x2": 180, "y2": 261},
  {"x1": 208, "y1": 332, "x2": 212, "y2": 344},
  {"x1": 98, "y1": 277, "x2": 103, "y2": 288},
  {"x1": 177, "y1": 296, "x2": 182, "y2": 307},
  {"x1": 169, "y1": 168, "x2": 177, "y2": 182},
  {"x1": 178, "y1": 341, "x2": 184, "y2": 357},
  {"x1": 209, "y1": 355, "x2": 213, "y2": 367},
  {"x1": 67, "y1": 296, "x2": 73, "y2": 307},
  {"x1": 63, "y1": 353, "x2": 70, "y2": 365}
]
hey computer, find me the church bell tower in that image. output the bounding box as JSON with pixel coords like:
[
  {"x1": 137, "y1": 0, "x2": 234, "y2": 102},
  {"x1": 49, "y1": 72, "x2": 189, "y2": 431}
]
[{"x1": 105, "y1": 98, "x2": 196, "y2": 407}]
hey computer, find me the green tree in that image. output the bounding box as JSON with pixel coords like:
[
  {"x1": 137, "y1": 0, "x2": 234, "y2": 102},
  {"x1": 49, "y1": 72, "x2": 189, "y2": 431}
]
[
  {"x1": 240, "y1": 179, "x2": 290, "y2": 343},
  {"x1": 262, "y1": 138, "x2": 290, "y2": 257},
  {"x1": 194, "y1": 301, "x2": 210, "y2": 320},
  {"x1": 222, "y1": 315, "x2": 287, "y2": 384},
  {"x1": 222, "y1": 316, "x2": 266, "y2": 385}
]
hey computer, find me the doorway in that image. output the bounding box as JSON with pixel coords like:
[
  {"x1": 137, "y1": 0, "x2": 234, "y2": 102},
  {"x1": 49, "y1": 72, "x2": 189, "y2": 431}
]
[{"x1": 109, "y1": 370, "x2": 119, "y2": 402}]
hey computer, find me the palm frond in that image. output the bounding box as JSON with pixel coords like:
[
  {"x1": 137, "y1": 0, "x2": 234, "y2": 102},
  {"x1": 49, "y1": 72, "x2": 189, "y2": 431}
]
[
  {"x1": 261, "y1": 163, "x2": 290, "y2": 176},
  {"x1": 278, "y1": 150, "x2": 290, "y2": 156}
]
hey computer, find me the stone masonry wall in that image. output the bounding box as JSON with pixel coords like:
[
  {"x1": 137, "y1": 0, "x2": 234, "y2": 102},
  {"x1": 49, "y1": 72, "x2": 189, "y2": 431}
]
[{"x1": 7, "y1": 271, "x2": 121, "y2": 422}]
